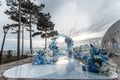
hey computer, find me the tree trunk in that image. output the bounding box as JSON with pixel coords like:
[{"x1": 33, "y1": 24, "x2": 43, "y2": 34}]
[
  {"x1": 45, "y1": 31, "x2": 47, "y2": 49},
  {"x1": 30, "y1": 13, "x2": 33, "y2": 55},
  {"x1": 22, "y1": 26, "x2": 24, "y2": 56},
  {"x1": 0, "y1": 33, "x2": 7, "y2": 64},
  {"x1": 45, "y1": 36, "x2": 47, "y2": 49},
  {"x1": 17, "y1": 0, "x2": 21, "y2": 60}
]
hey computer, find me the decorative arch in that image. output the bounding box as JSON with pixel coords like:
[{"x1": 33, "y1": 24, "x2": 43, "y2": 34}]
[{"x1": 49, "y1": 34, "x2": 74, "y2": 57}]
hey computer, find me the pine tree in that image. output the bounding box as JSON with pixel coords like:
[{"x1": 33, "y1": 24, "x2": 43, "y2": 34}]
[
  {"x1": 33, "y1": 13, "x2": 58, "y2": 49},
  {"x1": 5, "y1": 0, "x2": 28, "y2": 60},
  {"x1": 0, "y1": 1, "x2": 1, "y2": 6},
  {"x1": 5, "y1": 0, "x2": 48, "y2": 56},
  {"x1": 5, "y1": 0, "x2": 25, "y2": 60},
  {"x1": 20, "y1": 0, "x2": 45, "y2": 54}
]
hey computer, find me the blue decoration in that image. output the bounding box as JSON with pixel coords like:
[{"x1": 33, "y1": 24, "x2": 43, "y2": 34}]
[
  {"x1": 82, "y1": 65, "x2": 87, "y2": 71},
  {"x1": 82, "y1": 55, "x2": 88, "y2": 61},
  {"x1": 88, "y1": 60, "x2": 99, "y2": 73},
  {"x1": 32, "y1": 34, "x2": 73, "y2": 65},
  {"x1": 80, "y1": 44, "x2": 115, "y2": 75},
  {"x1": 32, "y1": 50, "x2": 47, "y2": 65},
  {"x1": 49, "y1": 34, "x2": 74, "y2": 58},
  {"x1": 32, "y1": 33, "x2": 116, "y2": 76},
  {"x1": 33, "y1": 49, "x2": 59, "y2": 65},
  {"x1": 73, "y1": 47, "x2": 82, "y2": 58}
]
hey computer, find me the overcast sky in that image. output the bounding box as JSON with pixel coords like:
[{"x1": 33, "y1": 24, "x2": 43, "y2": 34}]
[{"x1": 0, "y1": 0, "x2": 120, "y2": 50}]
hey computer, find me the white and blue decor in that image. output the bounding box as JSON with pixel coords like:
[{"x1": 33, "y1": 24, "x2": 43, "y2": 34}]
[
  {"x1": 32, "y1": 50, "x2": 46, "y2": 65},
  {"x1": 49, "y1": 34, "x2": 74, "y2": 58},
  {"x1": 32, "y1": 49, "x2": 58, "y2": 65},
  {"x1": 76, "y1": 44, "x2": 117, "y2": 76},
  {"x1": 3, "y1": 34, "x2": 118, "y2": 79},
  {"x1": 32, "y1": 34, "x2": 74, "y2": 65},
  {"x1": 32, "y1": 34, "x2": 116, "y2": 76}
]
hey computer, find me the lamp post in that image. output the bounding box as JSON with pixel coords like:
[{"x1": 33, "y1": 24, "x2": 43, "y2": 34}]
[{"x1": 0, "y1": 26, "x2": 8, "y2": 64}]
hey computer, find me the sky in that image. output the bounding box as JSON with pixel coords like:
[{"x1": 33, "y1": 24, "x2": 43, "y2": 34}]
[{"x1": 0, "y1": 0, "x2": 120, "y2": 50}]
